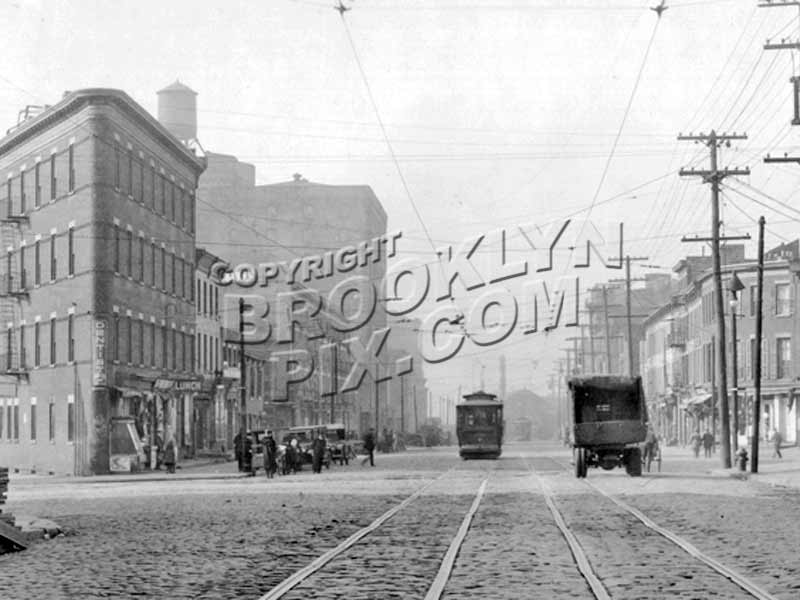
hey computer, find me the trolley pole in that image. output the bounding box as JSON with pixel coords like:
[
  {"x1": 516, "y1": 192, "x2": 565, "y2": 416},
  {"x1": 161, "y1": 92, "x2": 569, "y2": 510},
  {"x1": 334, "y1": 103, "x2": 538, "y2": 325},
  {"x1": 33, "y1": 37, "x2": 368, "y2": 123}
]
[{"x1": 752, "y1": 216, "x2": 766, "y2": 473}]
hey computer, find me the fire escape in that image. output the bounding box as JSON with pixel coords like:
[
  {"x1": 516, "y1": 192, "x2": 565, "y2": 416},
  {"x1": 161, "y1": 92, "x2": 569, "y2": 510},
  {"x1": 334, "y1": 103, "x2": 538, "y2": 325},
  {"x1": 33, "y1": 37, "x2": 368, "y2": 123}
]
[{"x1": 0, "y1": 178, "x2": 29, "y2": 381}]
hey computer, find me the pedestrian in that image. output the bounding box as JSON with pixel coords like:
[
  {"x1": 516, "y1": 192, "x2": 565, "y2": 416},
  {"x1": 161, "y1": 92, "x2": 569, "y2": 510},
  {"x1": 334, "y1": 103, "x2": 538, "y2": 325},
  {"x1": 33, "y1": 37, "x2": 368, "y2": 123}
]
[
  {"x1": 772, "y1": 428, "x2": 783, "y2": 459},
  {"x1": 263, "y1": 430, "x2": 278, "y2": 479},
  {"x1": 690, "y1": 430, "x2": 702, "y2": 459},
  {"x1": 290, "y1": 437, "x2": 300, "y2": 473},
  {"x1": 362, "y1": 428, "x2": 376, "y2": 466},
  {"x1": 234, "y1": 431, "x2": 243, "y2": 472},
  {"x1": 643, "y1": 425, "x2": 658, "y2": 472},
  {"x1": 163, "y1": 438, "x2": 176, "y2": 474},
  {"x1": 312, "y1": 429, "x2": 326, "y2": 474},
  {"x1": 702, "y1": 429, "x2": 714, "y2": 458}
]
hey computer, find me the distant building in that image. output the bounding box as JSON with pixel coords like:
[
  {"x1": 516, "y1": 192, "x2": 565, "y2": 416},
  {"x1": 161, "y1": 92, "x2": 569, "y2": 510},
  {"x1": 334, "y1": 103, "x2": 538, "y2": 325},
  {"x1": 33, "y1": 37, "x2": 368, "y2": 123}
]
[
  {"x1": 0, "y1": 88, "x2": 205, "y2": 475},
  {"x1": 196, "y1": 154, "x2": 389, "y2": 434}
]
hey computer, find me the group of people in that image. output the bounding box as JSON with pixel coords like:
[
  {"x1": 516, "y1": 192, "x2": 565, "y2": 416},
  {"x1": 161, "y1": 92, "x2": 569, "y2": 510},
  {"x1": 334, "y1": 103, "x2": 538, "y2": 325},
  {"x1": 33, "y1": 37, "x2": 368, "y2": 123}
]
[
  {"x1": 253, "y1": 429, "x2": 330, "y2": 477},
  {"x1": 690, "y1": 430, "x2": 716, "y2": 458},
  {"x1": 690, "y1": 427, "x2": 784, "y2": 459}
]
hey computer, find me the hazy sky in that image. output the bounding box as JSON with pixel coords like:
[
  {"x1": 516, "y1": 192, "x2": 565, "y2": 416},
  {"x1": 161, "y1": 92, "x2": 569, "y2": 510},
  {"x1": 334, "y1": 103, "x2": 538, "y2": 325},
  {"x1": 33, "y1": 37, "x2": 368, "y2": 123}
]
[{"x1": 2, "y1": 0, "x2": 799, "y2": 400}]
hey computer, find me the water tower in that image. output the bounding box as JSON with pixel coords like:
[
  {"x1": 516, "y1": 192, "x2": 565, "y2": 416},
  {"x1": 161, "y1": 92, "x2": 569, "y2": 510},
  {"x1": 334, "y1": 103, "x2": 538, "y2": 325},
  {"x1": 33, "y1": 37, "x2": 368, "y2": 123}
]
[{"x1": 156, "y1": 80, "x2": 198, "y2": 145}]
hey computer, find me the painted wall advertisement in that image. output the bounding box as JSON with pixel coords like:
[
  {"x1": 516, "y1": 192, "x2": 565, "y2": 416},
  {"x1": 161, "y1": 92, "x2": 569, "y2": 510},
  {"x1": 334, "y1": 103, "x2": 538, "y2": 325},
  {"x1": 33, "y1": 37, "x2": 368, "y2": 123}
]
[{"x1": 93, "y1": 318, "x2": 107, "y2": 386}]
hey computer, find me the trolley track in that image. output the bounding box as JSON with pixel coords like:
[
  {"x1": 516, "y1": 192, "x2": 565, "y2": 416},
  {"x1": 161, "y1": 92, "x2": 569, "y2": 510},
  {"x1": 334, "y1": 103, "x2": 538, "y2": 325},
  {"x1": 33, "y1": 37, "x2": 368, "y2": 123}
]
[
  {"x1": 528, "y1": 454, "x2": 780, "y2": 600},
  {"x1": 258, "y1": 463, "x2": 494, "y2": 600}
]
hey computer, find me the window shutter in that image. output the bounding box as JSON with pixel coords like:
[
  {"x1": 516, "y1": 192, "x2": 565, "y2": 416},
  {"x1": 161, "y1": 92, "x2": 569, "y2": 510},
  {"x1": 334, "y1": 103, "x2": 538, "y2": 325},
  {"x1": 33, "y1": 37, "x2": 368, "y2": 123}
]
[{"x1": 767, "y1": 338, "x2": 776, "y2": 381}]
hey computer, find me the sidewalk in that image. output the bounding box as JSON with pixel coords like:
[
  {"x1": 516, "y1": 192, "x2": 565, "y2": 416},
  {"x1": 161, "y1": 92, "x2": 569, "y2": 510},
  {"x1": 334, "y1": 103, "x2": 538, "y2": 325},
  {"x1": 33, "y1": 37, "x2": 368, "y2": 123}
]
[
  {"x1": 8, "y1": 455, "x2": 250, "y2": 485},
  {"x1": 702, "y1": 444, "x2": 800, "y2": 490}
]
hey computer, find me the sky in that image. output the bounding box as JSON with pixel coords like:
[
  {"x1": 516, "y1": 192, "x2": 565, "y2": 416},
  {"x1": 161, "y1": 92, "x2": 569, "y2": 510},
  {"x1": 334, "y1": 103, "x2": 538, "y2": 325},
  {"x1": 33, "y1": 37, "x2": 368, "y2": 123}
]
[{"x1": 2, "y1": 0, "x2": 800, "y2": 404}]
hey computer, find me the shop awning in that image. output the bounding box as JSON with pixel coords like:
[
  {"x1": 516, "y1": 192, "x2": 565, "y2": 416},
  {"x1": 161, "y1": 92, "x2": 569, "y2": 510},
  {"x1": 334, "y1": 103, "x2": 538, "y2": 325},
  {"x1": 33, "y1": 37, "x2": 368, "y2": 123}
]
[{"x1": 684, "y1": 393, "x2": 712, "y2": 407}]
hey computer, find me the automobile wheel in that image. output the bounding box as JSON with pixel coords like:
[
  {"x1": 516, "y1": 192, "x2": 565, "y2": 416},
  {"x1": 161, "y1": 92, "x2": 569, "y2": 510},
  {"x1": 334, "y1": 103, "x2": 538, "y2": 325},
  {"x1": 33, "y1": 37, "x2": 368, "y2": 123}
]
[{"x1": 626, "y1": 448, "x2": 642, "y2": 477}]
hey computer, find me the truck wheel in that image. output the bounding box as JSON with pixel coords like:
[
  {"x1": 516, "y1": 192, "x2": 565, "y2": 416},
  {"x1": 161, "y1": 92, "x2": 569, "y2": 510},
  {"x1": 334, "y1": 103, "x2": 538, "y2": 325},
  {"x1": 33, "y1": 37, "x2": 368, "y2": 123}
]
[
  {"x1": 575, "y1": 448, "x2": 587, "y2": 478},
  {"x1": 626, "y1": 448, "x2": 642, "y2": 477}
]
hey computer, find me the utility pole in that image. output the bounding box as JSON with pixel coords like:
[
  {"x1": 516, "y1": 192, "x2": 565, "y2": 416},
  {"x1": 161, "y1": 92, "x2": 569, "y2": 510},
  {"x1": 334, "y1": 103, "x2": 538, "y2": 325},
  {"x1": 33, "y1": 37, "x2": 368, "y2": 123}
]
[
  {"x1": 238, "y1": 298, "x2": 247, "y2": 472},
  {"x1": 603, "y1": 285, "x2": 613, "y2": 373},
  {"x1": 679, "y1": 130, "x2": 749, "y2": 469},
  {"x1": 400, "y1": 374, "x2": 405, "y2": 434},
  {"x1": 759, "y1": 0, "x2": 800, "y2": 125},
  {"x1": 608, "y1": 257, "x2": 649, "y2": 376},
  {"x1": 752, "y1": 216, "x2": 766, "y2": 473},
  {"x1": 413, "y1": 384, "x2": 419, "y2": 433}
]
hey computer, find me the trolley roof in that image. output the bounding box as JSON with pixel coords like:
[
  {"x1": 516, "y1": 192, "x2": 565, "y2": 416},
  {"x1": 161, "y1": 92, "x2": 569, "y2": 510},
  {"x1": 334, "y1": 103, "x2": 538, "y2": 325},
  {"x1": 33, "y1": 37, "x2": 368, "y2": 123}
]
[
  {"x1": 567, "y1": 375, "x2": 641, "y2": 391},
  {"x1": 458, "y1": 390, "x2": 502, "y2": 406}
]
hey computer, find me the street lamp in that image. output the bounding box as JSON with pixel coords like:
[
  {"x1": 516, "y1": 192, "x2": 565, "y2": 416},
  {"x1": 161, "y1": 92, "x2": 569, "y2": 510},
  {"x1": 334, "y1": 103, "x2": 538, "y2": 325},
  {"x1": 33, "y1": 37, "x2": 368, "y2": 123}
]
[{"x1": 729, "y1": 271, "x2": 745, "y2": 453}]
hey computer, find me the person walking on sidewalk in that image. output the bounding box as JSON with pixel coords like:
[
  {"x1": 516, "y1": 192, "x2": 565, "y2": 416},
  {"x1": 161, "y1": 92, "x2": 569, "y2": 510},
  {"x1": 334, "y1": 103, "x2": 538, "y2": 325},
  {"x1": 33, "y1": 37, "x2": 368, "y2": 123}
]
[
  {"x1": 163, "y1": 438, "x2": 176, "y2": 474},
  {"x1": 772, "y1": 428, "x2": 783, "y2": 459},
  {"x1": 263, "y1": 430, "x2": 278, "y2": 478},
  {"x1": 690, "y1": 430, "x2": 702, "y2": 459},
  {"x1": 312, "y1": 430, "x2": 327, "y2": 474},
  {"x1": 702, "y1": 429, "x2": 714, "y2": 458},
  {"x1": 362, "y1": 428, "x2": 376, "y2": 467}
]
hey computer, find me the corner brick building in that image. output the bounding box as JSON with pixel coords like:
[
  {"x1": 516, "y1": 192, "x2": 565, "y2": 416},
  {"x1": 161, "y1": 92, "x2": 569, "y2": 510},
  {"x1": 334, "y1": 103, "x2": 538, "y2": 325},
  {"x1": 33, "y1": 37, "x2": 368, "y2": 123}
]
[{"x1": 0, "y1": 89, "x2": 205, "y2": 475}]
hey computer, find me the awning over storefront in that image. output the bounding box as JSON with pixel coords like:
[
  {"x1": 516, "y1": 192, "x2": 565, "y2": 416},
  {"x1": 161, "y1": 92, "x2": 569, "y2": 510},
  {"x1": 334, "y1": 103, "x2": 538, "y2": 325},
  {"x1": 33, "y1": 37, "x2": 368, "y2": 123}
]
[{"x1": 684, "y1": 393, "x2": 712, "y2": 408}]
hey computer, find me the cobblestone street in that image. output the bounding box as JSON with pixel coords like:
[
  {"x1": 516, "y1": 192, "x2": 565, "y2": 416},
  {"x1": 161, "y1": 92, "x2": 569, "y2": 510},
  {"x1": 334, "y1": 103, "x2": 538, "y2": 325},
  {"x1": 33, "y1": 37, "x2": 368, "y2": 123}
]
[{"x1": 2, "y1": 443, "x2": 800, "y2": 599}]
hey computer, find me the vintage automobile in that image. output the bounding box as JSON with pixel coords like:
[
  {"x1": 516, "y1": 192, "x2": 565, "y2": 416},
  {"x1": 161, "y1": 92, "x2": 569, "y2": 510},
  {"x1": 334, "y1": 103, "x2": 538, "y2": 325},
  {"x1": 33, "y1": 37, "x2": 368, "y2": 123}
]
[
  {"x1": 568, "y1": 375, "x2": 648, "y2": 478},
  {"x1": 321, "y1": 423, "x2": 354, "y2": 465},
  {"x1": 282, "y1": 426, "x2": 331, "y2": 469}
]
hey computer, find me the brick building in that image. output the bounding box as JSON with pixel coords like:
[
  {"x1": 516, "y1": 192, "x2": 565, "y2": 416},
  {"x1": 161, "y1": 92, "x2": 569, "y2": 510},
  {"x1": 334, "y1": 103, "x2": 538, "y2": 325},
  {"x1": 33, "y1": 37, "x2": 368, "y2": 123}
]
[
  {"x1": 0, "y1": 88, "x2": 205, "y2": 475},
  {"x1": 642, "y1": 244, "x2": 800, "y2": 447}
]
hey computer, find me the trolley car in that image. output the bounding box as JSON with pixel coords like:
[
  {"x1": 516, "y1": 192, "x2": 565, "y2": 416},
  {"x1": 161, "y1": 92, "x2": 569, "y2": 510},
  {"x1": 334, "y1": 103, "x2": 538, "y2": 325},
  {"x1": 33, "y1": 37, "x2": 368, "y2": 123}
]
[{"x1": 456, "y1": 391, "x2": 504, "y2": 459}]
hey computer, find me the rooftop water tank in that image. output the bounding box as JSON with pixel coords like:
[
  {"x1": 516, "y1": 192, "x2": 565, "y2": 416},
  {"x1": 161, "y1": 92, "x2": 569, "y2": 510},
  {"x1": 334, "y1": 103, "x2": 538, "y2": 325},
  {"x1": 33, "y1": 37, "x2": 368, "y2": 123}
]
[{"x1": 157, "y1": 80, "x2": 197, "y2": 142}]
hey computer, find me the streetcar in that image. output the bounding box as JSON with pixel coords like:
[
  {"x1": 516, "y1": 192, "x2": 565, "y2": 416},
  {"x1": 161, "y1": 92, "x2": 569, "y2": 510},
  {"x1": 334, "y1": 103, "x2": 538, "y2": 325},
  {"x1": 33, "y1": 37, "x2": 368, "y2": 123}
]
[
  {"x1": 456, "y1": 391, "x2": 504, "y2": 459},
  {"x1": 568, "y1": 375, "x2": 648, "y2": 478}
]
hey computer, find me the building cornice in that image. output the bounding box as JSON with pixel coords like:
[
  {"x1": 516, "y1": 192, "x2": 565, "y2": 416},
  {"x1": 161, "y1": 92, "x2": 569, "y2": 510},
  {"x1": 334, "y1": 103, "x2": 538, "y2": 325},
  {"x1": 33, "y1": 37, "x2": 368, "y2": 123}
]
[{"x1": 0, "y1": 88, "x2": 206, "y2": 174}]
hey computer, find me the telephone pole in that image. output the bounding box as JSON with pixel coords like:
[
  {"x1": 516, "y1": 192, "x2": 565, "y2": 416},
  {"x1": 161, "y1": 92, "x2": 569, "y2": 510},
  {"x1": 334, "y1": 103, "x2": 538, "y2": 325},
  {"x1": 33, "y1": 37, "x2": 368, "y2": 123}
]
[
  {"x1": 679, "y1": 130, "x2": 749, "y2": 469},
  {"x1": 608, "y1": 256, "x2": 649, "y2": 376},
  {"x1": 760, "y1": 0, "x2": 800, "y2": 125}
]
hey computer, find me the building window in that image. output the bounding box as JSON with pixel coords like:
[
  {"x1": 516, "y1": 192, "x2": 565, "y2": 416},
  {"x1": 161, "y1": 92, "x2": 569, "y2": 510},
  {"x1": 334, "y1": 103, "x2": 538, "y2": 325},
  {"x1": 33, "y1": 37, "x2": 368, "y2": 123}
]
[
  {"x1": 127, "y1": 230, "x2": 133, "y2": 277},
  {"x1": 151, "y1": 165, "x2": 157, "y2": 209},
  {"x1": 49, "y1": 317, "x2": 56, "y2": 365},
  {"x1": 196, "y1": 280, "x2": 201, "y2": 311},
  {"x1": 50, "y1": 154, "x2": 56, "y2": 201},
  {"x1": 171, "y1": 254, "x2": 177, "y2": 294},
  {"x1": 214, "y1": 287, "x2": 219, "y2": 318},
  {"x1": 0, "y1": 399, "x2": 4, "y2": 441},
  {"x1": 30, "y1": 397, "x2": 37, "y2": 442},
  {"x1": 6, "y1": 179, "x2": 12, "y2": 217},
  {"x1": 161, "y1": 248, "x2": 166, "y2": 291},
  {"x1": 138, "y1": 319, "x2": 144, "y2": 365},
  {"x1": 4, "y1": 400, "x2": 10, "y2": 440},
  {"x1": 13, "y1": 400, "x2": 19, "y2": 441},
  {"x1": 138, "y1": 237, "x2": 145, "y2": 281},
  {"x1": 19, "y1": 324, "x2": 25, "y2": 368},
  {"x1": 5, "y1": 252, "x2": 10, "y2": 294},
  {"x1": 139, "y1": 159, "x2": 144, "y2": 203},
  {"x1": 34, "y1": 240, "x2": 40, "y2": 285},
  {"x1": 202, "y1": 281, "x2": 207, "y2": 315},
  {"x1": 179, "y1": 189, "x2": 185, "y2": 229},
  {"x1": 68, "y1": 314, "x2": 74, "y2": 362},
  {"x1": 19, "y1": 169, "x2": 26, "y2": 213},
  {"x1": 777, "y1": 337, "x2": 791, "y2": 379},
  {"x1": 114, "y1": 146, "x2": 121, "y2": 189},
  {"x1": 162, "y1": 325, "x2": 168, "y2": 369},
  {"x1": 151, "y1": 322, "x2": 156, "y2": 367},
  {"x1": 6, "y1": 327, "x2": 12, "y2": 371},
  {"x1": 34, "y1": 322, "x2": 40, "y2": 367},
  {"x1": 34, "y1": 162, "x2": 41, "y2": 208},
  {"x1": 68, "y1": 228, "x2": 75, "y2": 275},
  {"x1": 126, "y1": 316, "x2": 132, "y2": 364},
  {"x1": 19, "y1": 245, "x2": 26, "y2": 290},
  {"x1": 775, "y1": 283, "x2": 792, "y2": 316},
  {"x1": 114, "y1": 316, "x2": 120, "y2": 362},
  {"x1": 127, "y1": 149, "x2": 133, "y2": 196},
  {"x1": 170, "y1": 181, "x2": 176, "y2": 222},
  {"x1": 160, "y1": 175, "x2": 166, "y2": 215},
  {"x1": 48, "y1": 399, "x2": 55, "y2": 442},
  {"x1": 189, "y1": 192, "x2": 195, "y2": 233},
  {"x1": 114, "y1": 226, "x2": 121, "y2": 273},
  {"x1": 68, "y1": 144, "x2": 75, "y2": 193},
  {"x1": 150, "y1": 242, "x2": 156, "y2": 287},
  {"x1": 67, "y1": 395, "x2": 75, "y2": 442},
  {"x1": 50, "y1": 233, "x2": 56, "y2": 281},
  {"x1": 171, "y1": 328, "x2": 177, "y2": 370}
]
